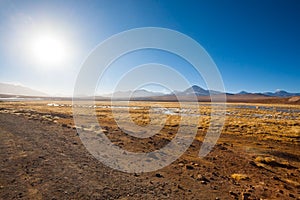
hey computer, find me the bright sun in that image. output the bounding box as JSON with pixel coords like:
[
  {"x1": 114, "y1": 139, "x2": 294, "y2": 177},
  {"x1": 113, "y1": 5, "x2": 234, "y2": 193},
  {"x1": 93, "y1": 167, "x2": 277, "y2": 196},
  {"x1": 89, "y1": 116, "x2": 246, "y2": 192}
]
[{"x1": 29, "y1": 32, "x2": 68, "y2": 68}]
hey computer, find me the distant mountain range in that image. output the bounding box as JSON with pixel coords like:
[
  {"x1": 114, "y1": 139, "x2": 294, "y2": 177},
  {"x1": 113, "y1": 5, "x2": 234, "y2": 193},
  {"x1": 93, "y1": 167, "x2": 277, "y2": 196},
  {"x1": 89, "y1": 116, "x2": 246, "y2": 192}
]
[
  {"x1": 176, "y1": 85, "x2": 226, "y2": 96},
  {"x1": 237, "y1": 89, "x2": 300, "y2": 97},
  {"x1": 262, "y1": 90, "x2": 300, "y2": 97},
  {"x1": 0, "y1": 82, "x2": 299, "y2": 98},
  {"x1": 105, "y1": 85, "x2": 300, "y2": 98},
  {"x1": 0, "y1": 83, "x2": 47, "y2": 97}
]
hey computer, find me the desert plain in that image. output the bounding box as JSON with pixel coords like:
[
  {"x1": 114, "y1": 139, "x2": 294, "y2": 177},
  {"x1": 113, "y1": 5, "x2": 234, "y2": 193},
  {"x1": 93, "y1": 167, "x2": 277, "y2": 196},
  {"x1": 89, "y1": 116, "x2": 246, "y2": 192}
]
[{"x1": 0, "y1": 100, "x2": 299, "y2": 199}]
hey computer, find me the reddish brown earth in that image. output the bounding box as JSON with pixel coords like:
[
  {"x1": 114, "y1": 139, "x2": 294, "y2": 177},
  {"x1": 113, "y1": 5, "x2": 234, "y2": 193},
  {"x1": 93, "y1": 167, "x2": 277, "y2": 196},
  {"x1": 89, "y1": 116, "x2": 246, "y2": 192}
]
[{"x1": 0, "y1": 101, "x2": 299, "y2": 199}]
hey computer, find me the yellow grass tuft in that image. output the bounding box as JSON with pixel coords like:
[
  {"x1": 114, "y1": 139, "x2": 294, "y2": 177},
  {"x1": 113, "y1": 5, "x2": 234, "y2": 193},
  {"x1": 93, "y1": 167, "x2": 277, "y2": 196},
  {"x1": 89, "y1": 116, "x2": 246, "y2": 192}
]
[{"x1": 231, "y1": 173, "x2": 249, "y2": 181}]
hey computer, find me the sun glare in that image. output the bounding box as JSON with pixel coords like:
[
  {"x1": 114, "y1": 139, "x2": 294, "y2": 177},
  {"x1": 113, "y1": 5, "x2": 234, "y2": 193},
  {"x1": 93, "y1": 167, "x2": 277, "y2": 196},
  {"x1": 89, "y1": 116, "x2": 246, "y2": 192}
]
[{"x1": 29, "y1": 32, "x2": 69, "y2": 68}]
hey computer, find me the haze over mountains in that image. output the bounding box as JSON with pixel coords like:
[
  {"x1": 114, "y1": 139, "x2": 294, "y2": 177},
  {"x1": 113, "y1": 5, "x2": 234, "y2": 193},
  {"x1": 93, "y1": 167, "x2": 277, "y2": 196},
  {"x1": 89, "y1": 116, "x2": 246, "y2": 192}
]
[
  {"x1": 0, "y1": 82, "x2": 299, "y2": 98},
  {"x1": 105, "y1": 85, "x2": 300, "y2": 98},
  {"x1": 0, "y1": 83, "x2": 47, "y2": 97}
]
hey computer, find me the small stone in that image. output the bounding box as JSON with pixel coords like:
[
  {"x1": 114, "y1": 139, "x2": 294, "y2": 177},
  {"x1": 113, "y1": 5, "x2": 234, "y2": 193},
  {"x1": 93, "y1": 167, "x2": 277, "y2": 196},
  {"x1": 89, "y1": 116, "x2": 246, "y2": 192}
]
[
  {"x1": 229, "y1": 191, "x2": 238, "y2": 197},
  {"x1": 246, "y1": 189, "x2": 253, "y2": 193},
  {"x1": 102, "y1": 129, "x2": 108, "y2": 133},
  {"x1": 289, "y1": 193, "x2": 295, "y2": 198},
  {"x1": 177, "y1": 184, "x2": 184, "y2": 190},
  {"x1": 200, "y1": 181, "x2": 207, "y2": 185},
  {"x1": 186, "y1": 165, "x2": 194, "y2": 170},
  {"x1": 155, "y1": 173, "x2": 163, "y2": 178},
  {"x1": 242, "y1": 192, "x2": 251, "y2": 200},
  {"x1": 196, "y1": 175, "x2": 210, "y2": 182},
  {"x1": 219, "y1": 146, "x2": 227, "y2": 150}
]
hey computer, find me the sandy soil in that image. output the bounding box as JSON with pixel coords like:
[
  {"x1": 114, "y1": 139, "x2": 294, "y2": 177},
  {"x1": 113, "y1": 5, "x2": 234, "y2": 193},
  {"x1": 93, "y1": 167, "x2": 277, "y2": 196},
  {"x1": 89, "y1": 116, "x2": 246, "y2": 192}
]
[{"x1": 0, "y1": 101, "x2": 299, "y2": 199}]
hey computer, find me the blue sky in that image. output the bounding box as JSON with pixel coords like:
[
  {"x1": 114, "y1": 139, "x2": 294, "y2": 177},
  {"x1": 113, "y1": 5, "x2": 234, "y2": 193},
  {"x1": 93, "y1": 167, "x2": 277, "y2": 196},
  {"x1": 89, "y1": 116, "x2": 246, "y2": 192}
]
[{"x1": 0, "y1": 0, "x2": 299, "y2": 95}]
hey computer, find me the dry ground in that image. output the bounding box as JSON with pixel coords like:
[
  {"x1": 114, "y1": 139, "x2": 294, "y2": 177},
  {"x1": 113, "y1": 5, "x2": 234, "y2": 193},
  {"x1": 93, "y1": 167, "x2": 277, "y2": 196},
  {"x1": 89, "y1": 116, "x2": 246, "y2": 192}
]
[{"x1": 0, "y1": 101, "x2": 299, "y2": 199}]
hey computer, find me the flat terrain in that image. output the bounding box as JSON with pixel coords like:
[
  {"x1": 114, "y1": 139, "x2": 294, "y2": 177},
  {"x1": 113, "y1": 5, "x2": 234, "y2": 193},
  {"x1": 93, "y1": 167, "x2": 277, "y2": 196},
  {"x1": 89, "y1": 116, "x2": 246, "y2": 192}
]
[{"x1": 0, "y1": 101, "x2": 299, "y2": 199}]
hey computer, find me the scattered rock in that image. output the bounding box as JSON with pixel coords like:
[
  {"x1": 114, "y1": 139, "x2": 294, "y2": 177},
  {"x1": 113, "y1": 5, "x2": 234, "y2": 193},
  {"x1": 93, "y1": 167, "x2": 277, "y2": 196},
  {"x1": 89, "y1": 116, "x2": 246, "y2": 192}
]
[
  {"x1": 177, "y1": 184, "x2": 184, "y2": 190},
  {"x1": 241, "y1": 192, "x2": 251, "y2": 200},
  {"x1": 155, "y1": 173, "x2": 163, "y2": 178},
  {"x1": 212, "y1": 171, "x2": 219, "y2": 177},
  {"x1": 229, "y1": 191, "x2": 238, "y2": 197},
  {"x1": 219, "y1": 146, "x2": 227, "y2": 150},
  {"x1": 53, "y1": 116, "x2": 60, "y2": 120},
  {"x1": 102, "y1": 129, "x2": 108, "y2": 134},
  {"x1": 196, "y1": 175, "x2": 210, "y2": 183},
  {"x1": 186, "y1": 165, "x2": 194, "y2": 170},
  {"x1": 200, "y1": 181, "x2": 207, "y2": 185}
]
